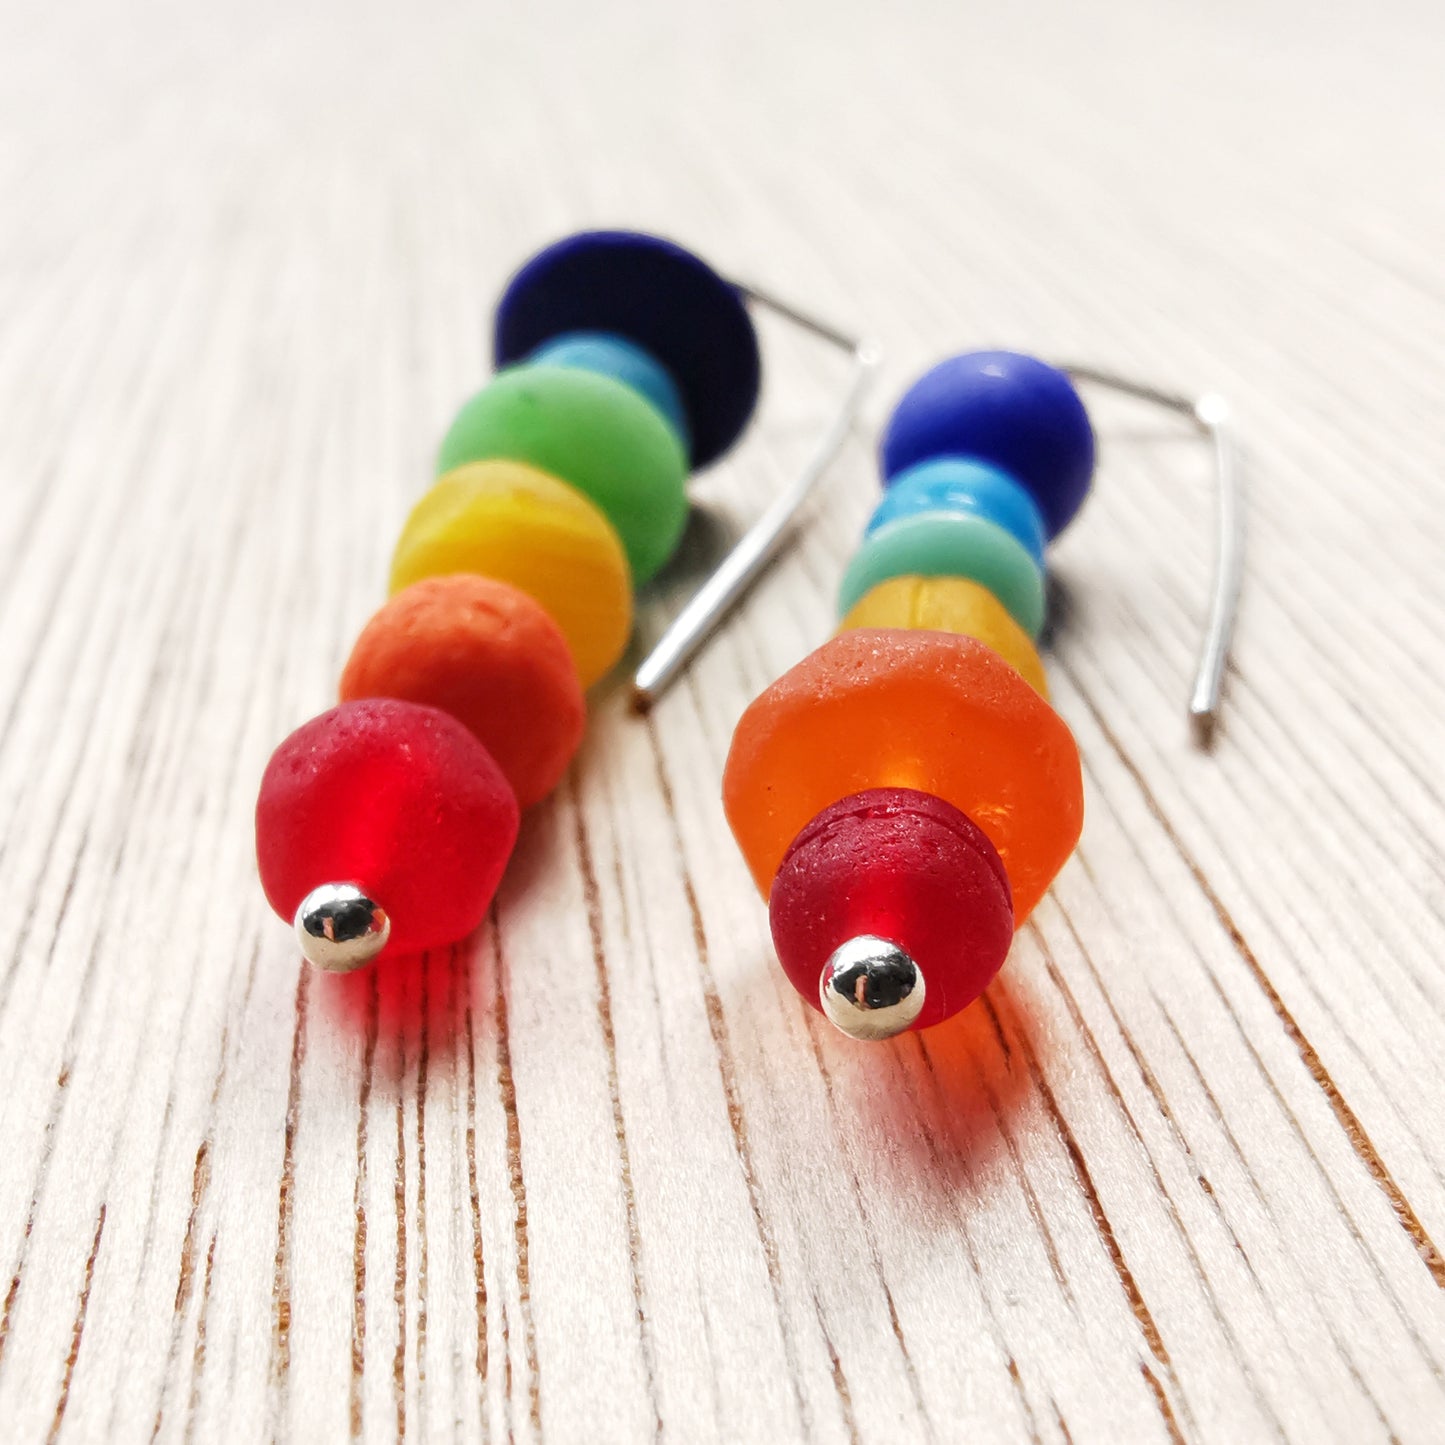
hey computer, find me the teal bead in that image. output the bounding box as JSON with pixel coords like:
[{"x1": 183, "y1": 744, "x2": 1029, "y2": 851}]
[
  {"x1": 837, "y1": 512, "x2": 1046, "y2": 637},
  {"x1": 527, "y1": 331, "x2": 690, "y2": 452}
]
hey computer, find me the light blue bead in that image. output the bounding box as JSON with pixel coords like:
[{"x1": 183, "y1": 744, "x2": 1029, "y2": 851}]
[
  {"x1": 838, "y1": 512, "x2": 1046, "y2": 637},
  {"x1": 865, "y1": 457, "x2": 1047, "y2": 567},
  {"x1": 526, "y1": 331, "x2": 690, "y2": 453}
]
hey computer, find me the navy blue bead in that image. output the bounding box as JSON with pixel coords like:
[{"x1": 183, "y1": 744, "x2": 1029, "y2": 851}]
[
  {"x1": 880, "y1": 352, "x2": 1095, "y2": 540},
  {"x1": 864, "y1": 456, "x2": 1047, "y2": 567},
  {"x1": 494, "y1": 231, "x2": 761, "y2": 469}
]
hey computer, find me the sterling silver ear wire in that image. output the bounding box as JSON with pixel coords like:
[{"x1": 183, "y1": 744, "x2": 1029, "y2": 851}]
[
  {"x1": 1060, "y1": 365, "x2": 1243, "y2": 745},
  {"x1": 635, "y1": 348, "x2": 1243, "y2": 747},
  {"x1": 632, "y1": 283, "x2": 882, "y2": 709}
]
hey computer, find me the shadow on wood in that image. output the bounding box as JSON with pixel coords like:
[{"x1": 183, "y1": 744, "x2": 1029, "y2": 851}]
[{"x1": 803, "y1": 974, "x2": 1039, "y2": 1208}]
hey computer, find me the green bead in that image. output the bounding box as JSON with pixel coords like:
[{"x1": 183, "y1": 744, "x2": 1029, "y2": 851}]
[
  {"x1": 837, "y1": 512, "x2": 1046, "y2": 637},
  {"x1": 437, "y1": 364, "x2": 689, "y2": 585}
]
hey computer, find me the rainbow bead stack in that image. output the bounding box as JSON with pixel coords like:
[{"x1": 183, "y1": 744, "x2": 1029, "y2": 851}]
[
  {"x1": 256, "y1": 232, "x2": 762, "y2": 969},
  {"x1": 723, "y1": 351, "x2": 1091, "y2": 1040}
]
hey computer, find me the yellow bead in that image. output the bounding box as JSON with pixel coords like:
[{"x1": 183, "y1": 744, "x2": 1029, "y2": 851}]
[
  {"x1": 390, "y1": 460, "x2": 633, "y2": 688},
  {"x1": 838, "y1": 574, "x2": 1050, "y2": 698}
]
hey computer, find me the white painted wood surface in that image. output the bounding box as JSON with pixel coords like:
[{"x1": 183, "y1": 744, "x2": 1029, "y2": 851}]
[{"x1": 3, "y1": 0, "x2": 1444, "y2": 1439}]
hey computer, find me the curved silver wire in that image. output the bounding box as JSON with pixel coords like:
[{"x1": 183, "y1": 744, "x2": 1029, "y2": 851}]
[
  {"x1": 632, "y1": 329, "x2": 1244, "y2": 748},
  {"x1": 631, "y1": 285, "x2": 881, "y2": 709},
  {"x1": 1060, "y1": 365, "x2": 1244, "y2": 746}
]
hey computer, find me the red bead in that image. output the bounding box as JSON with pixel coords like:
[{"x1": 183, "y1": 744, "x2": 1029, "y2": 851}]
[
  {"x1": 768, "y1": 788, "x2": 1014, "y2": 1031},
  {"x1": 256, "y1": 698, "x2": 519, "y2": 957}
]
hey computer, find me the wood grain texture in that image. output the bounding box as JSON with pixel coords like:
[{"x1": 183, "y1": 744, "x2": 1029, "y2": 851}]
[{"x1": 3, "y1": 0, "x2": 1444, "y2": 1439}]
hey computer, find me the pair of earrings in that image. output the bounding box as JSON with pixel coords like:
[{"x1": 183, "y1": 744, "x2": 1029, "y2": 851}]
[{"x1": 254, "y1": 229, "x2": 1243, "y2": 1042}]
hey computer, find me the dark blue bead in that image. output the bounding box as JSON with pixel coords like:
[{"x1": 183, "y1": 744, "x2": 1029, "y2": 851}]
[
  {"x1": 494, "y1": 231, "x2": 761, "y2": 470},
  {"x1": 880, "y1": 352, "x2": 1095, "y2": 539}
]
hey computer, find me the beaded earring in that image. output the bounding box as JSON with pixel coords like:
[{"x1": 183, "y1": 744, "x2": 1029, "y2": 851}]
[
  {"x1": 716, "y1": 352, "x2": 1244, "y2": 1040},
  {"x1": 253, "y1": 230, "x2": 876, "y2": 971}
]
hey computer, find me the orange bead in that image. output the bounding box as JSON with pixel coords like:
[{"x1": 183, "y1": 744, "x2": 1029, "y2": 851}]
[
  {"x1": 722, "y1": 628, "x2": 1083, "y2": 923},
  {"x1": 340, "y1": 575, "x2": 585, "y2": 809}
]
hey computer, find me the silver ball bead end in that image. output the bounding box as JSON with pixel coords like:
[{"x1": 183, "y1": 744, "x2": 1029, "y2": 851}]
[
  {"x1": 818, "y1": 935, "x2": 925, "y2": 1041},
  {"x1": 294, "y1": 883, "x2": 391, "y2": 972}
]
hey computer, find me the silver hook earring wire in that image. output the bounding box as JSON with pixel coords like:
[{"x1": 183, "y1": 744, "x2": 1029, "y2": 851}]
[
  {"x1": 631, "y1": 284, "x2": 881, "y2": 710},
  {"x1": 1060, "y1": 366, "x2": 1244, "y2": 746},
  {"x1": 632, "y1": 324, "x2": 1244, "y2": 749}
]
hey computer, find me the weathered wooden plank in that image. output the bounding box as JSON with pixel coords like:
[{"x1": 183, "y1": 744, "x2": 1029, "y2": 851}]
[{"x1": 2, "y1": 1, "x2": 1444, "y2": 1440}]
